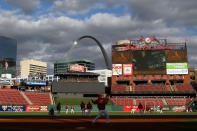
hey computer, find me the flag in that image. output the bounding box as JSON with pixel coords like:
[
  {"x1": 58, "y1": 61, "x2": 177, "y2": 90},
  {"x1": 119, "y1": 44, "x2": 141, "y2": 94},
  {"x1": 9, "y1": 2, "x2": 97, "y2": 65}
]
[{"x1": 5, "y1": 61, "x2": 8, "y2": 70}]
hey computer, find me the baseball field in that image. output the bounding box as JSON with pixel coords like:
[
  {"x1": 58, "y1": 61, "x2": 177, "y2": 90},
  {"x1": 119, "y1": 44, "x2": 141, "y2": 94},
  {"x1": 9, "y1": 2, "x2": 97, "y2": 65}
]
[{"x1": 0, "y1": 111, "x2": 197, "y2": 131}]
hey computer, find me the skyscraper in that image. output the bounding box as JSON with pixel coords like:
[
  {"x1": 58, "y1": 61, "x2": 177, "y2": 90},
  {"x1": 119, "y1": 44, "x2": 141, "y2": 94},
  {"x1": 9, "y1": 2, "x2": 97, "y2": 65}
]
[{"x1": 0, "y1": 36, "x2": 17, "y2": 77}]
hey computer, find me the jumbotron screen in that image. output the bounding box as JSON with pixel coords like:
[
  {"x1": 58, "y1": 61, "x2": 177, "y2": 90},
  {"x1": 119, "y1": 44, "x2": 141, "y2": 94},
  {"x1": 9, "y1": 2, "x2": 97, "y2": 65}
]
[
  {"x1": 133, "y1": 50, "x2": 166, "y2": 71},
  {"x1": 112, "y1": 49, "x2": 188, "y2": 75}
]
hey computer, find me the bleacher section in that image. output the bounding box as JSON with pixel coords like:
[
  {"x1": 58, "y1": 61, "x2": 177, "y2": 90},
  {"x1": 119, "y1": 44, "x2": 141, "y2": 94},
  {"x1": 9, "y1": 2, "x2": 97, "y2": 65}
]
[
  {"x1": 0, "y1": 89, "x2": 28, "y2": 105},
  {"x1": 134, "y1": 85, "x2": 170, "y2": 91},
  {"x1": 174, "y1": 84, "x2": 194, "y2": 92},
  {"x1": 111, "y1": 86, "x2": 130, "y2": 91},
  {"x1": 165, "y1": 98, "x2": 191, "y2": 105},
  {"x1": 25, "y1": 92, "x2": 52, "y2": 105},
  {"x1": 136, "y1": 98, "x2": 164, "y2": 105},
  {"x1": 111, "y1": 98, "x2": 134, "y2": 105}
]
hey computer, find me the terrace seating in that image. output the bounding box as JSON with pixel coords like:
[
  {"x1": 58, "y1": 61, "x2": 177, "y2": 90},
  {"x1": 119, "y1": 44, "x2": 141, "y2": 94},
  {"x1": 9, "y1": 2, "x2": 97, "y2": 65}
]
[
  {"x1": 165, "y1": 98, "x2": 191, "y2": 105},
  {"x1": 136, "y1": 98, "x2": 164, "y2": 105},
  {"x1": 175, "y1": 84, "x2": 194, "y2": 92},
  {"x1": 134, "y1": 85, "x2": 170, "y2": 91},
  {"x1": 111, "y1": 85, "x2": 130, "y2": 91},
  {"x1": 25, "y1": 92, "x2": 52, "y2": 105},
  {"x1": 111, "y1": 98, "x2": 134, "y2": 105},
  {"x1": 0, "y1": 88, "x2": 28, "y2": 105}
]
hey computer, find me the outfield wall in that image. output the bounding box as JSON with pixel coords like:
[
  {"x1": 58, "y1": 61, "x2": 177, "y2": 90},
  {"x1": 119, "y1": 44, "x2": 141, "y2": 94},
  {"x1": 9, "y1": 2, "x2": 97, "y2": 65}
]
[{"x1": 0, "y1": 105, "x2": 191, "y2": 112}]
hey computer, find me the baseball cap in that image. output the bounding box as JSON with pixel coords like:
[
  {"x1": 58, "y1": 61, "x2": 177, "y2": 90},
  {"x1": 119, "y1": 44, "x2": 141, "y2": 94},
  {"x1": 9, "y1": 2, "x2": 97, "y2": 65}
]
[{"x1": 99, "y1": 94, "x2": 103, "y2": 97}]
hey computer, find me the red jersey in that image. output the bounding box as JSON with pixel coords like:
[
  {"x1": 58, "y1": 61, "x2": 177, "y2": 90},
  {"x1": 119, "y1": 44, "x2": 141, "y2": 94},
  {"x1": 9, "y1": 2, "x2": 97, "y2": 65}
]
[
  {"x1": 92, "y1": 97, "x2": 108, "y2": 110},
  {"x1": 80, "y1": 103, "x2": 85, "y2": 109},
  {"x1": 57, "y1": 103, "x2": 61, "y2": 111},
  {"x1": 65, "y1": 105, "x2": 68, "y2": 109},
  {"x1": 160, "y1": 106, "x2": 163, "y2": 110},
  {"x1": 87, "y1": 103, "x2": 92, "y2": 109},
  {"x1": 71, "y1": 106, "x2": 74, "y2": 110}
]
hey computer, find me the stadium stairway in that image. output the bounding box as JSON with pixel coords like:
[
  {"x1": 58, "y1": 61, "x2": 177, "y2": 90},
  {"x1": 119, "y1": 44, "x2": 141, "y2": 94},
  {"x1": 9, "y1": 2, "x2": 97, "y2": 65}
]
[
  {"x1": 170, "y1": 85, "x2": 175, "y2": 91},
  {"x1": 20, "y1": 91, "x2": 33, "y2": 105},
  {"x1": 162, "y1": 98, "x2": 168, "y2": 105},
  {"x1": 133, "y1": 98, "x2": 137, "y2": 105},
  {"x1": 129, "y1": 86, "x2": 132, "y2": 91},
  {"x1": 49, "y1": 93, "x2": 54, "y2": 105}
]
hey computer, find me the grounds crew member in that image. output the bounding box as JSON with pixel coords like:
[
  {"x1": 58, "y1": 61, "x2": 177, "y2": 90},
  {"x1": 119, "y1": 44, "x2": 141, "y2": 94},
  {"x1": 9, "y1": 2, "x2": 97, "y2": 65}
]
[
  {"x1": 87, "y1": 102, "x2": 92, "y2": 116},
  {"x1": 92, "y1": 94, "x2": 110, "y2": 124},
  {"x1": 80, "y1": 101, "x2": 85, "y2": 116}
]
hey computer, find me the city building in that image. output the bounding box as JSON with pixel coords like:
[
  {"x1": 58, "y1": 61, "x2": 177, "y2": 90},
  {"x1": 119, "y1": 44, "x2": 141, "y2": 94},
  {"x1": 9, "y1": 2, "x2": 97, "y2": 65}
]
[
  {"x1": 54, "y1": 59, "x2": 95, "y2": 76},
  {"x1": 20, "y1": 59, "x2": 47, "y2": 78},
  {"x1": 0, "y1": 36, "x2": 17, "y2": 77},
  {"x1": 87, "y1": 69, "x2": 112, "y2": 86}
]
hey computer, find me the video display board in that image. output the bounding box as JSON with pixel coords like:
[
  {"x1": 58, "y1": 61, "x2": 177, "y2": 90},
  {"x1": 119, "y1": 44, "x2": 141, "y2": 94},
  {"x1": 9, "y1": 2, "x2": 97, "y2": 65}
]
[
  {"x1": 166, "y1": 63, "x2": 188, "y2": 74},
  {"x1": 165, "y1": 50, "x2": 187, "y2": 62},
  {"x1": 112, "y1": 49, "x2": 188, "y2": 75},
  {"x1": 133, "y1": 50, "x2": 166, "y2": 71},
  {"x1": 112, "y1": 51, "x2": 133, "y2": 64}
]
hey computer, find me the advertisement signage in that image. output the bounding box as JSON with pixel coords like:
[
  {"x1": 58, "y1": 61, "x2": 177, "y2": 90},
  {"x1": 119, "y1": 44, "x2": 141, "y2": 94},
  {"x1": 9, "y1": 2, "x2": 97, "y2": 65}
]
[
  {"x1": 26, "y1": 105, "x2": 48, "y2": 112},
  {"x1": 123, "y1": 106, "x2": 139, "y2": 112},
  {"x1": 166, "y1": 63, "x2": 188, "y2": 69},
  {"x1": 26, "y1": 81, "x2": 46, "y2": 85},
  {"x1": 69, "y1": 64, "x2": 85, "y2": 72},
  {"x1": 123, "y1": 64, "x2": 133, "y2": 75},
  {"x1": 166, "y1": 63, "x2": 188, "y2": 74},
  {"x1": 0, "y1": 105, "x2": 12, "y2": 111},
  {"x1": 172, "y1": 106, "x2": 186, "y2": 112},
  {"x1": 0, "y1": 105, "x2": 26, "y2": 111},
  {"x1": 167, "y1": 69, "x2": 188, "y2": 74},
  {"x1": 112, "y1": 64, "x2": 122, "y2": 75},
  {"x1": 12, "y1": 105, "x2": 26, "y2": 112}
]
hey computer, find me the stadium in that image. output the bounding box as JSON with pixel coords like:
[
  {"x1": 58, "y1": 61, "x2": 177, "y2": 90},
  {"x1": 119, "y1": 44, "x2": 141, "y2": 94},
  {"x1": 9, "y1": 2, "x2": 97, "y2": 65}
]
[
  {"x1": 0, "y1": 35, "x2": 197, "y2": 130},
  {"x1": 111, "y1": 36, "x2": 197, "y2": 112}
]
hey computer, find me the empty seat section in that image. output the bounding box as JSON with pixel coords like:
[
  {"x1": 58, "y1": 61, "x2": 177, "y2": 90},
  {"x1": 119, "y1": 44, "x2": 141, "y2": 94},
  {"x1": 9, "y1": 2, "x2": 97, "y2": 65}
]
[
  {"x1": 111, "y1": 86, "x2": 129, "y2": 91},
  {"x1": 25, "y1": 92, "x2": 52, "y2": 105},
  {"x1": 136, "y1": 98, "x2": 164, "y2": 105},
  {"x1": 134, "y1": 85, "x2": 170, "y2": 91},
  {"x1": 165, "y1": 98, "x2": 191, "y2": 105},
  {"x1": 111, "y1": 98, "x2": 134, "y2": 105},
  {"x1": 0, "y1": 89, "x2": 28, "y2": 104},
  {"x1": 175, "y1": 84, "x2": 194, "y2": 91}
]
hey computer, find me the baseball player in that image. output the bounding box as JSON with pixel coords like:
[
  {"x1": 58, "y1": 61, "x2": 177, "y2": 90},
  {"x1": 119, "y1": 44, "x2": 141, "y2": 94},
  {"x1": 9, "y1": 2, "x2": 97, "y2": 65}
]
[
  {"x1": 92, "y1": 94, "x2": 110, "y2": 124},
  {"x1": 87, "y1": 102, "x2": 92, "y2": 116},
  {"x1": 56, "y1": 102, "x2": 61, "y2": 116},
  {"x1": 130, "y1": 106, "x2": 135, "y2": 114},
  {"x1": 148, "y1": 105, "x2": 152, "y2": 114},
  {"x1": 80, "y1": 101, "x2": 85, "y2": 116},
  {"x1": 71, "y1": 105, "x2": 74, "y2": 114},
  {"x1": 138, "y1": 103, "x2": 143, "y2": 115},
  {"x1": 65, "y1": 104, "x2": 69, "y2": 114},
  {"x1": 160, "y1": 105, "x2": 163, "y2": 113}
]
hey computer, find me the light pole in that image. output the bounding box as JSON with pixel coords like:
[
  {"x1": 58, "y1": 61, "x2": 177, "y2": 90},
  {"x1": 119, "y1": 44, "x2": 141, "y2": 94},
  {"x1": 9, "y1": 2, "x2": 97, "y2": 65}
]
[{"x1": 74, "y1": 35, "x2": 110, "y2": 70}]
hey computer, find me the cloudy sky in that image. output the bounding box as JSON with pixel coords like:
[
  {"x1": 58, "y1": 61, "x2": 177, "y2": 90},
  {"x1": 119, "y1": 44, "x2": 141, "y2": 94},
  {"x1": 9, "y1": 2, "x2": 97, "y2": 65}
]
[{"x1": 0, "y1": 0, "x2": 197, "y2": 74}]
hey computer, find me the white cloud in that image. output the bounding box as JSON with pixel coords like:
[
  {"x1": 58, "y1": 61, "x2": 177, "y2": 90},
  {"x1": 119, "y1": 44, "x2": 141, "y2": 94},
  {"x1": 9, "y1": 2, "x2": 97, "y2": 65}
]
[
  {"x1": 6, "y1": 0, "x2": 40, "y2": 14},
  {"x1": 1, "y1": 0, "x2": 197, "y2": 73}
]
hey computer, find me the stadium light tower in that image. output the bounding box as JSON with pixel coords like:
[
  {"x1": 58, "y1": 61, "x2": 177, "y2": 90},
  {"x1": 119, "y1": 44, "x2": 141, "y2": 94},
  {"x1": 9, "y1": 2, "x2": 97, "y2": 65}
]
[{"x1": 74, "y1": 35, "x2": 110, "y2": 70}]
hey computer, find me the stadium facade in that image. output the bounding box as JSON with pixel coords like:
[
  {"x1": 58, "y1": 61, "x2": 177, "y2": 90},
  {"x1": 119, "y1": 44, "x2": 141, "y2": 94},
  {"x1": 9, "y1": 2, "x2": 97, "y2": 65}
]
[
  {"x1": 52, "y1": 59, "x2": 105, "y2": 98},
  {"x1": 111, "y1": 36, "x2": 196, "y2": 107},
  {"x1": 0, "y1": 36, "x2": 17, "y2": 78},
  {"x1": 54, "y1": 59, "x2": 95, "y2": 76}
]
